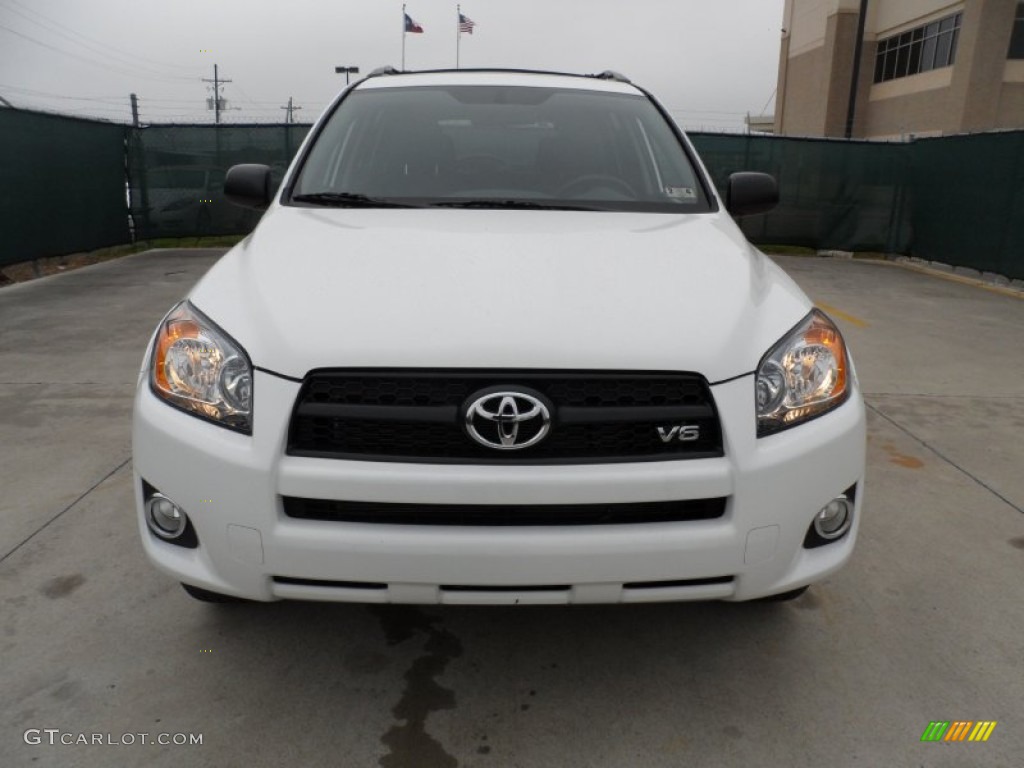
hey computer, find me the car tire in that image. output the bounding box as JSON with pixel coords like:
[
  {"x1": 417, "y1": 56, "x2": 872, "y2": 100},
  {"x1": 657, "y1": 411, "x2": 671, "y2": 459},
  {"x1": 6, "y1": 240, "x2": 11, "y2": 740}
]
[
  {"x1": 756, "y1": 586, "x2": 809, "y2": 602},
  {"x1": 181, "y1": 583, "x2": 246, "y2": 603}
]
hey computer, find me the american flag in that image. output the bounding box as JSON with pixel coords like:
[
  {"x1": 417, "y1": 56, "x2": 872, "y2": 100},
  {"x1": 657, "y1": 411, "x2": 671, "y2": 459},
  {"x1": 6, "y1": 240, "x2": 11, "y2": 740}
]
[{"x1": 458, "y1": 13, "x2": 476, "y2": 34}]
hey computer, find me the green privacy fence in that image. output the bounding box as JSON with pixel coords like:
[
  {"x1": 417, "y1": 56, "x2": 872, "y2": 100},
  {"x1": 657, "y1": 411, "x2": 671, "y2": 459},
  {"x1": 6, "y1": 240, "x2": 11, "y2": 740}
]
[
  {"x1": 910, "y1": 131, "x2": 1024, "y2": 279},
  {"x1": 0, "y1": 110, "x2": 130, "y2": 268},
  {"x1": 690, "y1": 134, "x2": 913, "y2": 255},
  {"x1": 2, "y1": 107, "x2": 1023, "y2": 279},
  {"x1": 691, "y1": 131, "x2": 1024, "y2": 278},
  {"x1": 126, "y1": 123, "x2": 309, "y2": 241}
]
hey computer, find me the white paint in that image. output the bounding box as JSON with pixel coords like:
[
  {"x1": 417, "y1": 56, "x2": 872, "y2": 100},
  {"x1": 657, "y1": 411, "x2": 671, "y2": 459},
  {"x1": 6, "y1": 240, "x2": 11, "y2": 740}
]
[{"x1": 133, "y1": 71, "x2": 867, "y2": 605}]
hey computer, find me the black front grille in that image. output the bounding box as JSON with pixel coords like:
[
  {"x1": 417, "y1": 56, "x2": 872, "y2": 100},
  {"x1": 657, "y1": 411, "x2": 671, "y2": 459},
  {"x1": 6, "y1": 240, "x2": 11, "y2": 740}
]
[
  {"x1": 283, "y1": 497, "x2": 727, "y2": 526},
  {"x1": 287, "y1": 370, "x2": 723, "y2": 463}
]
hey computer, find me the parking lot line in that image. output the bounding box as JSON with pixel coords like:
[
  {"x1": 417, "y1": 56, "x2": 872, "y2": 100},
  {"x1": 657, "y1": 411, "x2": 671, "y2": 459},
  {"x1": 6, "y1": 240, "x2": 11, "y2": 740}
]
[
  {"x1": 864, "y1": 258, "x2": 1023, "y2": 300},
  {"x1": 814, "y1": 301, "x2": 869, "y2": 328}
]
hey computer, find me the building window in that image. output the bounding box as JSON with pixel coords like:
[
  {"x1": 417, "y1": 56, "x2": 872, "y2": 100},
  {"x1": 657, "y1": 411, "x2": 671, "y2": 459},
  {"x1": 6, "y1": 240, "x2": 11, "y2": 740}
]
[
  {"x1": 1009, "y1": 2, "x2": 1024, "y2": 59},
  {"x1": 873, "y1": 12, "x2": 962, "y2": 83}
]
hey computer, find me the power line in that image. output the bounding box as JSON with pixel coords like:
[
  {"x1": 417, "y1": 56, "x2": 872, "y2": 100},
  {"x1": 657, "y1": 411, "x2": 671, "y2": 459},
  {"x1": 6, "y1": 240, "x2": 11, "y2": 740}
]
[
  {"x1": 0, "y1": 4, "x2": 196, "y2": 82},
  {"x1": 0, "y1": 82, "x2": 128, "y2": 103},
  {"x1": 0, "y1": 23, "x2": 194, "y2": 83},
  {"x1": 1, "y1": 0, "x2": 205, "y2": 74}
]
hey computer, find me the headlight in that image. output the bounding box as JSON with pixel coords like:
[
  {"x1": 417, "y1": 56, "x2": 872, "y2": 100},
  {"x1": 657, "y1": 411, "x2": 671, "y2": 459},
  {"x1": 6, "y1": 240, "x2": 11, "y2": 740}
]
[
  {"x1": 149, "y1": 301, "x2": 253, "y2": 433},
  {"x1": 756, "y1": 309, "x2": 850, "y2": 437}
]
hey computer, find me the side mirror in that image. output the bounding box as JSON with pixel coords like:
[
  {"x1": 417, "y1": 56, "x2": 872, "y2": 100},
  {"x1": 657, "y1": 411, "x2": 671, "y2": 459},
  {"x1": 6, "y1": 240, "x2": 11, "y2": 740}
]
[
  {"x1": 224, "y1": 164, "x2": 272, "y2": 209},
  {"x1": 726, "y1": 172, "x2": 778, "y2": 217}
]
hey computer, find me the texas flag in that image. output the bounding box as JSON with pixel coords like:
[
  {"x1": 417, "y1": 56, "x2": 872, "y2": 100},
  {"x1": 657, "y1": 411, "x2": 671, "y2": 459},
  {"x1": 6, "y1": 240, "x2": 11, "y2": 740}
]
[{"x1": 404, "y1": 13, "x2": 424, "y2": 33}]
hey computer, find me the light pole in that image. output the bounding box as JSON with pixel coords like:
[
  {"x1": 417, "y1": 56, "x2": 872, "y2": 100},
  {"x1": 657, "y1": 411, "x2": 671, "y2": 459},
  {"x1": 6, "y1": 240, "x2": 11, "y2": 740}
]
[{"x1": 334, "y1": 66, "x2": 360, "y2": 85}]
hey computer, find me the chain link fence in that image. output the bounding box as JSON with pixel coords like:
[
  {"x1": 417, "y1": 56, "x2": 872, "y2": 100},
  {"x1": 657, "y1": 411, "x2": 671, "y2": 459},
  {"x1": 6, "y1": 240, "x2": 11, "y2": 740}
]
[{"x1": 2, "y1": 107, "x2": 1023, "y2": 278}]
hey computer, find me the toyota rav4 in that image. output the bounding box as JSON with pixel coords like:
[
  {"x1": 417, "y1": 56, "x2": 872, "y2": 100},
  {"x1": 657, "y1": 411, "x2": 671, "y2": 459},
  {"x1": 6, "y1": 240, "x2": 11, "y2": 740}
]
[{"x1": 132, "y1": 68, "x2": 866, "y2": 604}]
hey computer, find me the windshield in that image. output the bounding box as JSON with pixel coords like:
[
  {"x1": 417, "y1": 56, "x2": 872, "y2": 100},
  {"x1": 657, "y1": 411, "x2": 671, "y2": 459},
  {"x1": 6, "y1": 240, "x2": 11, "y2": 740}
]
[{"x1": 288, "y1": 84, "x2": 712, "y2": 213}]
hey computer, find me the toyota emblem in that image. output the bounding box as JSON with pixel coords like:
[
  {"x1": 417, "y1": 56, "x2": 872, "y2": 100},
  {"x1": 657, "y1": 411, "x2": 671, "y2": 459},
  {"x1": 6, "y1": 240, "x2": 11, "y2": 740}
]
[{"x1": 464, "y1": 390, "x2": 552, "y2": 450}]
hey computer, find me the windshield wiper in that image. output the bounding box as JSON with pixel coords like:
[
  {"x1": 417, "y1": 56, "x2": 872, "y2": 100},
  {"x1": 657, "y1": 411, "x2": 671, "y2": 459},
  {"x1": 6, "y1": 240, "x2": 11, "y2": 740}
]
[
  {"x1": 291, "y1": 192, "x2": 422, "y2": 208},
  {"x1": 430, "y1": 199, "x2": 602, "y2": 211}
]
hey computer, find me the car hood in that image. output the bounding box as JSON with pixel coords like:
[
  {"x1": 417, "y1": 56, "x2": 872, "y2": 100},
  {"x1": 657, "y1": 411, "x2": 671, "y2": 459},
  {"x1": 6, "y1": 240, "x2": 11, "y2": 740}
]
[{"x1": 189, "y1": 207, "x2": 811, "y2": 383}]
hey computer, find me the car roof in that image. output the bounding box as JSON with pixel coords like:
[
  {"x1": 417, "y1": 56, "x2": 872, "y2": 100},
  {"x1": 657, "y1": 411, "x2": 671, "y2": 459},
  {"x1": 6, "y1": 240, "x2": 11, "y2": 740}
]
[{"x1": 354, "y1": 68, "x2": 642, "y2": 96}]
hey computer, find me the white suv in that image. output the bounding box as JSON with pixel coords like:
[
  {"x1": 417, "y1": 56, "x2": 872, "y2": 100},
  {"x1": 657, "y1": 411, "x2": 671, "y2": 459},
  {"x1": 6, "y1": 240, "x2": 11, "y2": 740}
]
[{"x1": 132, "y1": 69, "x2": 866, "y2": 604}]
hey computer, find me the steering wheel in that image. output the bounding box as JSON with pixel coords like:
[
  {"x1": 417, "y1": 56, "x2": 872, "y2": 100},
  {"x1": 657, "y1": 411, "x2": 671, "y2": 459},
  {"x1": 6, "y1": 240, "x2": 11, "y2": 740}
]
[{"x1": 556, "y1": 174, "x2": 637, "y2": 199}]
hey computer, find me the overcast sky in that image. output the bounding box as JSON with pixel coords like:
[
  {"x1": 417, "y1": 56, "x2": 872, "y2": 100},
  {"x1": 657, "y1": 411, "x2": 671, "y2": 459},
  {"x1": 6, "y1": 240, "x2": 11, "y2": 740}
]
[{"x1": 0, "y1": 0, "x2": 784, "y2": 131}]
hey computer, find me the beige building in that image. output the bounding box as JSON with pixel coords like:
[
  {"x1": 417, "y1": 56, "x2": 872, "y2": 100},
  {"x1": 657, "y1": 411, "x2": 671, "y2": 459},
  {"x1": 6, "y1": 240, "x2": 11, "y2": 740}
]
[{"x1": 775, "y1": 0, "x2": 1024, "y2": 139}]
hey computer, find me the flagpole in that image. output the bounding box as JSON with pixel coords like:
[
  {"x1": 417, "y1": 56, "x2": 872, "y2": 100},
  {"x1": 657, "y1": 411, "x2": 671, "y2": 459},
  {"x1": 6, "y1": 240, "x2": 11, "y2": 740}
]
[
  {"x1": 456, "y1": 4, "x2": 461, "y2": 69},
  {"x1": 402, "y1": 3, "x2": 407, "y2": 71}
]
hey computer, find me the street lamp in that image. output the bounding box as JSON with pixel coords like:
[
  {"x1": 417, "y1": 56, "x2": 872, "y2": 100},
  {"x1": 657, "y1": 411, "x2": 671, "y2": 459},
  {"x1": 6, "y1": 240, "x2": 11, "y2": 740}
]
[{"x1": 334, "y1": 66, "x2": 360, "y2": 85}]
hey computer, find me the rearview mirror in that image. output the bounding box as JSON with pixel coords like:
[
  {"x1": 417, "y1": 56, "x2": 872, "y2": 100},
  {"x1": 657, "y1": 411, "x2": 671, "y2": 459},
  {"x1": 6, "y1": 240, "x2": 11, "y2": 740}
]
[
  {"x1": 224, "y1": 164, "x2": 272, "y2": 210},
  {"x1": 726, "y1": 172, "x2": 778, "y2": 217}
]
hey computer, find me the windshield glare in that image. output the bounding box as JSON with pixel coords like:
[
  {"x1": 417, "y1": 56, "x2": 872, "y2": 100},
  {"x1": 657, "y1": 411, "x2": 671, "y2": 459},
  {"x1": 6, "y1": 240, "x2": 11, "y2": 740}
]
[{"x1": 290, "y1": 84, "x2": 711, "y2": 212}]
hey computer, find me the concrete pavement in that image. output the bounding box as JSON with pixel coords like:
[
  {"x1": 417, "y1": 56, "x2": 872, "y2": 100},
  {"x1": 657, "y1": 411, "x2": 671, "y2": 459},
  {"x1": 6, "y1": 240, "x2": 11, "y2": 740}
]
[{"x1": 1, "y1": 249, "x2": 1022, "y2": 767}]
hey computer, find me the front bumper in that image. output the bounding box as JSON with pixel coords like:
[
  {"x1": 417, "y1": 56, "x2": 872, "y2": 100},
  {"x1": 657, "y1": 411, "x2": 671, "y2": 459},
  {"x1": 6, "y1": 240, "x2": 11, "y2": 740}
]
[{"x1": 132, "y1": 370, "x2": 866, "y2": 604}]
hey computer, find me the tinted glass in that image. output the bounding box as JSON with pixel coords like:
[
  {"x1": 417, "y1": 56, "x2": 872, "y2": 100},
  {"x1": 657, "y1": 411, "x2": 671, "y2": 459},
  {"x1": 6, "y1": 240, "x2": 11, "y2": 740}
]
[
  {"x1": 1012, "y1": 2, "x2": 1024, "y2": 59},
  {"x1": 935, "y1": 31, "x2": 952, "y2": 67},
  {"x1": 874, "y1": 13, "x2": 963, "y2": 83},
  {"x1": 896, "y1": 43, "x2": 911, "y2": 77},
  {"x1": 921, "y1": 35, "x2": 938, "y2": 71},
  {"x1": 908, "y1": 39, "x2": 923, "y2": 74},
  {"x1": 884, "y1": 48, "x2": 899, "y2": 80},
  {"x1": 290, "y1": 85, "x2": 711, "y2": 213}
]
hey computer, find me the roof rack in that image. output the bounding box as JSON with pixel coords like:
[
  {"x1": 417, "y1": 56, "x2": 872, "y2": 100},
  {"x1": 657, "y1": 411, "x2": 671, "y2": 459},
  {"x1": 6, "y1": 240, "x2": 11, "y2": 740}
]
[
  {"x1": 593, "y1": 70, "x2": 631, "y2": 84},
  {"x1": 360, "y1": 67, "x2": 636, "y2": 84}
]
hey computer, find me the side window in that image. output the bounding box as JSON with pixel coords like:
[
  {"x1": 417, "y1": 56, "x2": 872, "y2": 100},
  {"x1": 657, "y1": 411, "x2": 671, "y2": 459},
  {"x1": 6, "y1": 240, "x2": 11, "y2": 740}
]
[
  {"x1": 873, "y1": 12, "x2": 962, "y2": 83},
  {"x1": 1010, "y1": 1, "x2": 1024, "y2": 59}
]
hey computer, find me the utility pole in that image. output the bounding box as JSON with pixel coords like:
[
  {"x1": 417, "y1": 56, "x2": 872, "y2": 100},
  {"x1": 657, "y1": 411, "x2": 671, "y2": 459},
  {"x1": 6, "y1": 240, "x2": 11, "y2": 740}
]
[
  {"x1": 280, "y1": 97, "x2": 301, "y2": 124},
  {"x1": 202, "y1": 64, "x2": 232, "y2": 124},
  {"x1": 127, "y1": 93, "x2": 149, "y2": 241}
]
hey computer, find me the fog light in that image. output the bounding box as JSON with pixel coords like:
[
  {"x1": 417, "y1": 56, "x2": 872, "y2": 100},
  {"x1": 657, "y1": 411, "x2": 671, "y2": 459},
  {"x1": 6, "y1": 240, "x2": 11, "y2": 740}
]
[
  {"x1": 145, "y1": 493, "x2": 188, "y2": 540},
  {"x1": 813, "y1": 497, "x2": 852, "y2": 540}
]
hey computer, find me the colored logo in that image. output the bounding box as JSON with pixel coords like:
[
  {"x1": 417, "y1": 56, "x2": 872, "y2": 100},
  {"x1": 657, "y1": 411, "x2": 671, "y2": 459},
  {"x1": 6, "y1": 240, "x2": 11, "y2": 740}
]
[{"x1": 921, "y1": 721, "x2": 997, "y2": 742}]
